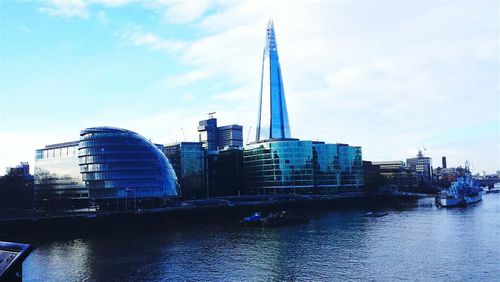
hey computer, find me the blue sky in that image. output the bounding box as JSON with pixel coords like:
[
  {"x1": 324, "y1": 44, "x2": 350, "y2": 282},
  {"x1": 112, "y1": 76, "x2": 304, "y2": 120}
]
[{"x1": 1, "y1": 0, "x2": 499, "y2": 174}]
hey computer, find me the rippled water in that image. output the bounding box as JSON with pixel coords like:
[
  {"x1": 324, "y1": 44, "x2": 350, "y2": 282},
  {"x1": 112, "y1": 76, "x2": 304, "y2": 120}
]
[{"x1": 22, "y1": 195, "x2": 500, "y2": 281}]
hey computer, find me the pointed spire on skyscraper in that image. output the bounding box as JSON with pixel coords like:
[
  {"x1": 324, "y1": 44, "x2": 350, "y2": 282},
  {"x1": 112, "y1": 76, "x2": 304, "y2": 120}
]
[{"x1": 255, "y1": 19, "x2": 291, "y2": 142}]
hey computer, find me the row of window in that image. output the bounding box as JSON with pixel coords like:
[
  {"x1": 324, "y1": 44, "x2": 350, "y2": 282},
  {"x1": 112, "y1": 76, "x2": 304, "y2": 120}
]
[
  {"x1": 82, "y1": 171, "x2": 165, "y2": 181},
  {"x1": 80, "y1": 163, "x2": 159, "y2": 173}
]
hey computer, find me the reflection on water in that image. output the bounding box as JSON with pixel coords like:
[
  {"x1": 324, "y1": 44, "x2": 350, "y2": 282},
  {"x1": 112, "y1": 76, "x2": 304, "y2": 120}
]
[{"x1": 23, "y1": 195, "x2": 500, "y2": 281}]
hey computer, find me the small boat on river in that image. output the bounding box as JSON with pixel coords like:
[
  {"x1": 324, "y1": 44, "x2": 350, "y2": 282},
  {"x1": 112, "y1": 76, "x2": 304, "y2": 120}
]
[
  {"x1": 364, "y1": 211, "x2": 388, "y2": 217},
  {"x1": 240, "y1": 211, "x2": 310, "y2": 227}
]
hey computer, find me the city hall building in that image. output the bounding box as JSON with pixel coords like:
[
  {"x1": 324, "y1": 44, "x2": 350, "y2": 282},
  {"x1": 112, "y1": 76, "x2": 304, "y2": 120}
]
[{"x1": 34, "y1": 127, "x2": 180, "y2": 211}]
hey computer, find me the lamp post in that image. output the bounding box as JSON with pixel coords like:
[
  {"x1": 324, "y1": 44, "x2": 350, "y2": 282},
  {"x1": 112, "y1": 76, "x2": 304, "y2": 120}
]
[{"x1": 125, "y1": 188, "x2": 130, "y2": 212}]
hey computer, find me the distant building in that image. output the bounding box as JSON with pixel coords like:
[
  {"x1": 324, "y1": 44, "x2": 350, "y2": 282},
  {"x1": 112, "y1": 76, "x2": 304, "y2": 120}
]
[
  {"x1": 163, "y1": 142, "x2": 205, "y2": 199},
  {"x1": 217, "y1": 125, "x2": 243, "y2": 150},
  {"x1": 442, "y1": 156, "x2": 447, "y2": 169},
  {"x1": 34, "y1": 127, "x2": 179, "y2": 211},
  {"x1": 5, "y1": 162, "x2": 31, "y2": 179},
  {"x1": 372, "y1": 161, "x2": 418, "y2": 191},
  {"x1": 198, "y1": 115, "x2": 243, "y2": 152},
  {"x1": 0, "y1": 162, "x2": 34, "y2": 209},
  {"x1": 197, "y1": 116, "x2": 219, "y2": 152},
  {"x1": 406, "y1": 150, "x2": 433, "y2": 185}
]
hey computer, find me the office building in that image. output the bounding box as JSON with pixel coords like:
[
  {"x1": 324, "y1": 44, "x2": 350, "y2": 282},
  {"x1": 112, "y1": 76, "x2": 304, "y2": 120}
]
[
  {"x1": 244, "y1": 140, "x2": 362, "y2": 194},
  {"x1": 217, "y1": 125, "x2": 243, "y2": 150},
  {"x1": 406, "y1": 150, "x2": 433, "y2": 184},
  {"x1": 198, "y1": 115, "x2": 244, "y2": 152},
  {"x1": 372, "y1": 161, "x2": 418, "y2": 191},
  {"x1": 197, "y1": 115, "x2": 218, "y2": 152},
  {"x1": 442, "y1": 156, "x2": 447, "y2": 169},
  {"x1": 34, "y1": 127, "x2": 179, "y2": 211},
  {"x1": 362, "y1": 161, "x2": 383, "y2": 193},
  {"x1": 208, "y1": 148, "x2": 244, "y2": 197},
  {"x1": 163, "y1": 142, "x2": 204, "y2": 199}
]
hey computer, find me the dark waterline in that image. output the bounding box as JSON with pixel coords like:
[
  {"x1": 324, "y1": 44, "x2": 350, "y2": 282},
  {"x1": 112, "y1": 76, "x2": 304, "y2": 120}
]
[{"x1": 17, "y1": 195, "x2": 500, "y2": 281}]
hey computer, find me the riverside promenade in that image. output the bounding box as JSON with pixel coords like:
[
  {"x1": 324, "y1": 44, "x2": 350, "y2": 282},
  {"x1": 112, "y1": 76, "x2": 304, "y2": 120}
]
[{"x1": 0, "y1": 192, "x2": 429, "y2": 237}]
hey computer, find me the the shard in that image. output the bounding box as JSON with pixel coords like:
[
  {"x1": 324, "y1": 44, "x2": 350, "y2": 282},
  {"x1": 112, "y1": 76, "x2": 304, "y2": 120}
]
[{"x1": 255, "y1": 19, "x2": 291, "y2": 142}]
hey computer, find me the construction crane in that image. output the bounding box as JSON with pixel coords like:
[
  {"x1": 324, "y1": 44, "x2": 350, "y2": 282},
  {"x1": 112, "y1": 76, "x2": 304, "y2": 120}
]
[{"x1": 180, "y1": 128, "x2": 185, "y2": 141}]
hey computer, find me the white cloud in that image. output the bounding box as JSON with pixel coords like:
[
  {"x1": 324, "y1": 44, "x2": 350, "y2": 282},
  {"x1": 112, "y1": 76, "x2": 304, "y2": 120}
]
[
  {"x1": 119, "y1": 28, "x2": 187, "y2": 53},
  {"x1": 12, "y1": 0, "x2": 500, "y2": 174},
  {"x1": 162, "y1": 1, "x2": 212, "y2": 24},
  {"x1": 39, "y1": 0, "x2": 90, "y2": 18}
]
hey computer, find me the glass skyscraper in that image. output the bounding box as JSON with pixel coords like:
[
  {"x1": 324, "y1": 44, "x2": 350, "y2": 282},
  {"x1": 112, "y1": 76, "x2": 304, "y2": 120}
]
[
  {"x1": 243, "y1": 20, "x2": 363, "y2": 194},
  {"x1": 256, "y1": 19, "x2": 291, "y2": 141}
]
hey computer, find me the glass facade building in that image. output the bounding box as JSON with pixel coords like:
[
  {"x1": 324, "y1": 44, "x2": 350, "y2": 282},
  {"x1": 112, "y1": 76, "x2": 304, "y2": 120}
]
[
  {"x1": 34, "y1": 127, "x2": 179, "y2": 211},
  {"x1": 34, "y1": 141, "x2": 87, "y2": 210},
  {"x1": 256, "y1": 19, "x2": 291, "y2": 141},
  {"x1": 162, "y1": 142, "x2": 204, "y2": 199},
  {"x1": 244, "y1": 140, "x2": 362, "y2": 194}
]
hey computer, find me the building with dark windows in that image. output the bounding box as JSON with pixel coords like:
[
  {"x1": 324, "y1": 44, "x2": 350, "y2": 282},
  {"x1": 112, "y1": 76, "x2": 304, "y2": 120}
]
[
  {"x1": 34, "y1": 127, "x2": 179, "y2": 211},
  {"x1": 197, "y1": 115, "x2": 219, "y2": 152},
  {"x1": 162, "y1": 142, "x2": 204, "y2": 199},
  {"x1": 362, "y1": 161, "x2": 384, "y2": 193},
  {"x1": 372, "y1": 161, "x2": 418, "y2": 191},
  {"x1": 197, "y1": 114, "x2": 244, "y2": 152},
  {"x1": 406, "y1": 150, "x2": 433, "y2": 185},
  {"x1": 208, "y1": 148, "x2": 244, "y2": 197},
  {"x1": 0, "y1": 162, "x2": 34, "y2": 209},
  {"x1": 243, "y1": 20, "x2": 363, "y2": 195},
  {"x1": 217, "y1": 125, "x2": 243, "y2": 150}
]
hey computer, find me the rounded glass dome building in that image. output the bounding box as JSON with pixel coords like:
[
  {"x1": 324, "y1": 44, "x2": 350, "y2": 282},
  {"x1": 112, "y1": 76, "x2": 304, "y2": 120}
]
[{"x1": 78, "y1": 127, "x2": 180, "y2": 205}]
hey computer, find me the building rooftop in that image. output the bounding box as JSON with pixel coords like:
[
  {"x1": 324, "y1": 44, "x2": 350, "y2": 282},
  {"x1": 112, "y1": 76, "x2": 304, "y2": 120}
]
[{"x1": 80, "y1": 126, "x2": 135, "y2": 136}]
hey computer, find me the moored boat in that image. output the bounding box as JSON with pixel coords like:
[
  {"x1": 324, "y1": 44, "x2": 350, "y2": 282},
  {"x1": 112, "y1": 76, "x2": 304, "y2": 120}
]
[
  {"x1": 261, "y1": 211, "x2": 310, "y2": 226},
  {"x1": 239, "y1": 212, "x2": 264, "y2": 226},
  {"x1": 240, "y1": 211, "x2": 310, "y2": 227},
  {"x1": 436, "y1": 175, "x2": 482, "y2": 207}
]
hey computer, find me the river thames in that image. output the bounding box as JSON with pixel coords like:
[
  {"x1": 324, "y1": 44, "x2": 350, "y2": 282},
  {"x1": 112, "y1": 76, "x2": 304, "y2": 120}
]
[{"x1": 20, "y1": 194, "x2": 499, "y2": 281}]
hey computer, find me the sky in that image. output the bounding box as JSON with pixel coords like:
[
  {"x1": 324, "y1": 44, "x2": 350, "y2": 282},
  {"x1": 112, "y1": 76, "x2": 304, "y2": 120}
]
[{"x1": 0, "y1": 0, "x2": 499, "y2": 175}]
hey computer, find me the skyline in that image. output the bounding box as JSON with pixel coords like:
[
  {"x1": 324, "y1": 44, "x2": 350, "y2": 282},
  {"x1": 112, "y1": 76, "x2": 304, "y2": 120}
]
[{"x1": 1, "y1": 0, "x2": 499, "y2": 174}]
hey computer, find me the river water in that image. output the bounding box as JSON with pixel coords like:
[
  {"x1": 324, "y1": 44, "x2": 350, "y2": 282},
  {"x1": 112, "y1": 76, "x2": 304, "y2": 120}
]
[{"x1": 21, "y1": 194, "x2": 499, "y2": 281}]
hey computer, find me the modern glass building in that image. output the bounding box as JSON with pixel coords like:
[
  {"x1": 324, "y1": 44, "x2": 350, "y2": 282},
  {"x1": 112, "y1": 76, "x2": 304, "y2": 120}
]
[
  {"x1": 34, "y1": 141, "x2": 87, "y2": 211},
  {"x1": 35, "y1": 127, "x2": 180, "y2": 211},
  {"x1": 256, "y1": 19, "x2": 291, "y2": 141},
  {"x1": 162, "y1": 142, "x2": 204, "y2": 199},
  {"x1": 244, "y1": 140, "x2": 362, "y2": 194}
]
